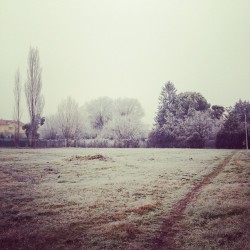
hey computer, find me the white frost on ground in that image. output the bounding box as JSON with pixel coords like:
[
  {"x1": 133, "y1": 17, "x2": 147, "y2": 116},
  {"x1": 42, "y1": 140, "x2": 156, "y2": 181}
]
[{"x1": 0, "y1": 148, "x2": 235, "y2": 248}]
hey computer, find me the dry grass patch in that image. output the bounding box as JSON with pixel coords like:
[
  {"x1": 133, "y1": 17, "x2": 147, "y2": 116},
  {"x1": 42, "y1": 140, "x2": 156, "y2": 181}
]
[
  {"x1": 67, "y1": 154, "x2": 109, "y2": 162},
  {"x1": 126, "y1": 201, "x2": 161, "y2": 215}
]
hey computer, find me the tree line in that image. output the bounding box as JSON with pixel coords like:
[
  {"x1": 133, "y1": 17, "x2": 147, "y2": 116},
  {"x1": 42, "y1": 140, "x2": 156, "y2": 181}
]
[
  {"x1": 13, "y1": 47, "x2": 249, "y2": 148},
  {"x1": 149, "y1": 81, "x2": 249, "y2": 149},
  {"x1": 40, "y1": 96, "x2": 147, "y2": 147}
]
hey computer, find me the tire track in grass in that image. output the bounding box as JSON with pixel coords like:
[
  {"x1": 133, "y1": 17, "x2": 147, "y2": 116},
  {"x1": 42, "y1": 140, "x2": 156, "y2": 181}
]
[{"x1": 152, "y1": 151, "x2": 237, "y2": 250}]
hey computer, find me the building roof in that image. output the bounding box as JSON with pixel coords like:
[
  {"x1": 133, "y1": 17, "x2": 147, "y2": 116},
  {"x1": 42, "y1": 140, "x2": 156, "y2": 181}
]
[{"x1": 0, "y1": 119, "x2": 24, "y2": 126}]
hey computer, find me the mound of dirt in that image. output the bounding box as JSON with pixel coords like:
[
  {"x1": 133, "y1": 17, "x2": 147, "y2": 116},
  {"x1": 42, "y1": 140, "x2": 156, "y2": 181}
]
[{"x1": 68, "y1": 154, "x2": 109, "y2": 162}]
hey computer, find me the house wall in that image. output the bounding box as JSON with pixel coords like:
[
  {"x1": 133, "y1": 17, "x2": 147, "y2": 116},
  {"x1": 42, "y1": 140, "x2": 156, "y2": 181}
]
[{"x1": 0, "y1": 120, "x2": 26, "y2": 138}]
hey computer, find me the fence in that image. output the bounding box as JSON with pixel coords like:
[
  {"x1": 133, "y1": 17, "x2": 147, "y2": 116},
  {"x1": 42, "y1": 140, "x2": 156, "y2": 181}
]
[
  {"x1": 0, "y1": 138, "x2": 148, "y2": 148},
  {"x1": 0, "y1": 138, "x2": 216, "y2": 149},
  {"x1": 0, "y1": 138, "x2": 66, "y2": 148},
  {"x1": 78, "y1": 139, "x2": 147, "y2": 148}
]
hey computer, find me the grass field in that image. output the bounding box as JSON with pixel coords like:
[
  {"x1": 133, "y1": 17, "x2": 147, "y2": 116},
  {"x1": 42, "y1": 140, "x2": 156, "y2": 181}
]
[{"x1": 0, "y1": 148, "x2": 249, "y2": 249}]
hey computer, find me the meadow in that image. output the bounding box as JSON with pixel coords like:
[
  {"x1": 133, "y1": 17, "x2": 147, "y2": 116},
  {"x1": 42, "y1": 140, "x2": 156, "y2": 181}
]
[{"x1": 0, "y1": 148, "x2": 249, "y2": 249}]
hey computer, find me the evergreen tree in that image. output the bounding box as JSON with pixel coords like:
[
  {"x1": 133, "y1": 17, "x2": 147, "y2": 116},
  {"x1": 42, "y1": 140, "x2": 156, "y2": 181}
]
[
  {"x1": 155, "y1": 81, "x2": 177, "y2": 127},
  {"x1": 216, "y1": 100, "x2": 250, "y2": 149}
]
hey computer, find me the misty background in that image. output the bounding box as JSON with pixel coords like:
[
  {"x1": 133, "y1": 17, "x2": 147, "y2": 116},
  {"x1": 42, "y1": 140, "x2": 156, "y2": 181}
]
[{"x1": 0, "y1": 0, "x2": 250, "y2": 125}]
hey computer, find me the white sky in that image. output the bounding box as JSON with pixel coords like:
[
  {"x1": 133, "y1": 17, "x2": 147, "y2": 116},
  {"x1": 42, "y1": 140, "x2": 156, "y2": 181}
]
[{"x1": 0, "y1": 0, "x2": 250, "y2": 126}]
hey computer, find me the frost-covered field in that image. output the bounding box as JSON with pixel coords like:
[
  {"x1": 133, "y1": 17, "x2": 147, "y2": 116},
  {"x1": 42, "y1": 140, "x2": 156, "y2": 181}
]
[{"x1": 0, "y1": 148, "x2": 249, "y2": 249}]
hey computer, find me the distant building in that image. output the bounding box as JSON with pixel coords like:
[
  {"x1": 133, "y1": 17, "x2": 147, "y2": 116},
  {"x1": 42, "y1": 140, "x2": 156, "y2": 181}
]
[{"x1": 0, "y1": 119, "x2": 26, "y2": 138}]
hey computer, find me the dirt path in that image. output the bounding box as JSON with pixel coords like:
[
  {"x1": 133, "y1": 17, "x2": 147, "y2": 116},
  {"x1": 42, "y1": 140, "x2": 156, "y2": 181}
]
[{"x1": 152, "y1": 152, "x2": 236, "y2": 250}]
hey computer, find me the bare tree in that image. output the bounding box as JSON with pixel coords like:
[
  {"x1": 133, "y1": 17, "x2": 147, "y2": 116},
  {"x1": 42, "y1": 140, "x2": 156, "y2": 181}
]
[
  {"x1": 13, "y1": 69, "x2": 22, "y2": 146},
  {"x1": 25, "y1": 47, "x2": 45, "y2": 147},
  {"x1": 114, "y1": 98, "x2": 144, "y2": 118},
  {"x1": 106, "y1": 116, "x2": 148, "y2": 147},
  {"x1": 57, "y1": 97, "x2": 83, "y2": 146},
  {"x1": 102, "y1": 98, "x2": 148, "y2": 146},
  {"x1": 40, "y1": 114, "x2": 59, "y2": 140},
  {"x1": 85, "y1": 97, "x2": 113, "y2": 131}
]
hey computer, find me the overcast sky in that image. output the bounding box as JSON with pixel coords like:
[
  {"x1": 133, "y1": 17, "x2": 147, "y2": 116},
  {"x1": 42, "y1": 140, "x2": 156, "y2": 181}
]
[{"x1": 0, "y1": 0, "x2": 250, "y2": 126}]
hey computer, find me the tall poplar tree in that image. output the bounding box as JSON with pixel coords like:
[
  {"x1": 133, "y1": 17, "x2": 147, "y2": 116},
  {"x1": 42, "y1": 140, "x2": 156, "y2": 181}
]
[
  {"x1": 13, "y1": 69, "x2": 22, "y2": 146},
  {"x1": 25, "y1": 47, "x2": 45, "y2": 147}
]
